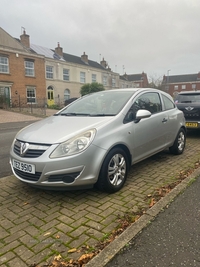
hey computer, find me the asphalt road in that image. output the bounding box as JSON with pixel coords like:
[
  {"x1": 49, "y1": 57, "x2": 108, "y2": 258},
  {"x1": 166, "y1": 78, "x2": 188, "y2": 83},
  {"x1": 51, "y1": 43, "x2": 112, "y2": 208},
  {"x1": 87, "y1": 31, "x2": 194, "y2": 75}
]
[
  {"x1": 0, "y1": 121, "x2": 37, "y2": 178},
  {"x1": 105, "y1": 175, "x2": 200, "y2": 267}
]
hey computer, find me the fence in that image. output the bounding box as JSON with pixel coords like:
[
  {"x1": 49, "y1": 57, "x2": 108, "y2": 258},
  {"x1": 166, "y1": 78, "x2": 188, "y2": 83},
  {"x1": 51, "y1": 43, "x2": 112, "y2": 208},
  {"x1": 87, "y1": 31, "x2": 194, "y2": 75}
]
[{"x1": 0, "y1": 95, "x2": 65, "y2": 116}]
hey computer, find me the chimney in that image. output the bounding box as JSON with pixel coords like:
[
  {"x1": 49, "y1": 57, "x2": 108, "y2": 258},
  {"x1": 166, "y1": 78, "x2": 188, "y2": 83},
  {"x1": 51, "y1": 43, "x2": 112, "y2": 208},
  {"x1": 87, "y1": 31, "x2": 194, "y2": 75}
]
[
  {"x1": 81, "y1": 52, "x2": 88, "y2": 64},
  {"x1": 55, "y1": 42, "x2": 63, "y2": 57},
  {"x1": 20, "y1": 29, "x2": 30, "y2": 48},
  {"x1": 100, "y1": 58, "x2": 107, "y2": 68}
]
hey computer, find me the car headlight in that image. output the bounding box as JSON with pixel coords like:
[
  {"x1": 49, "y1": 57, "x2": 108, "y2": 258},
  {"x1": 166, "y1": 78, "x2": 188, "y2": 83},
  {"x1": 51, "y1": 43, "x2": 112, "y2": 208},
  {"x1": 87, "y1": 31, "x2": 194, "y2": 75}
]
[{"x1": 50, "y1": 129, "x2": 96, "y2": 158}]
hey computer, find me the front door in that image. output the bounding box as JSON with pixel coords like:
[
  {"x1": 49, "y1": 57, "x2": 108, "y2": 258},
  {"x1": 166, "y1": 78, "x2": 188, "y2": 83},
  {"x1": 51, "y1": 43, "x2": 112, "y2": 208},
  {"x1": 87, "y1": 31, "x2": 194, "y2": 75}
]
[{"x1": 47, "y1": 86, "x2": 54, "y2": 106}]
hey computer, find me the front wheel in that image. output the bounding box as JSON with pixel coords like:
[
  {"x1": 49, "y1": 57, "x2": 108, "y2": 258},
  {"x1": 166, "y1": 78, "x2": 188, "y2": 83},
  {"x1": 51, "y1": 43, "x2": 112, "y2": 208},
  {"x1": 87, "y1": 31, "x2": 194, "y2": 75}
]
[
  {"x1": 96, "y1": 148, "x2": 129, "y2": 193},
  {"x1": 169, "y1": 128, "x2": 186, "y2": 155}
]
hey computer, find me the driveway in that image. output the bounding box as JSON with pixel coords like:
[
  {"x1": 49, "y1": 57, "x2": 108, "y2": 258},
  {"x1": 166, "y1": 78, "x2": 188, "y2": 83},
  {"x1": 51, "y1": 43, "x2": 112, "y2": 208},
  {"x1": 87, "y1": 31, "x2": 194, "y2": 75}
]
[{"x1": 1, "y1": 109, "x2": 200, "y2": 266}]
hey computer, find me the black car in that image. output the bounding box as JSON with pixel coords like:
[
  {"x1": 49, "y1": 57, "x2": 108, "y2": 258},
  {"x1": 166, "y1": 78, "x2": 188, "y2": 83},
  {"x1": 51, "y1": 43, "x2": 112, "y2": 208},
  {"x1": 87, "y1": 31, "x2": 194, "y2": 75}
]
[{"x1": 175, "y1": 91, "x2": 200, "y2": 129}]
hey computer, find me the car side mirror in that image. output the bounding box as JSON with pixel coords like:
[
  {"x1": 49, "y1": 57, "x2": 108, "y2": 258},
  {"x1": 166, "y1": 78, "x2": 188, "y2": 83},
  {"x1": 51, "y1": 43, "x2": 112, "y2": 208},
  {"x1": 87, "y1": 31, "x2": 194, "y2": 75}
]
[{"x1": 135, "y1": 109, "x2": 151, "y2": 123}]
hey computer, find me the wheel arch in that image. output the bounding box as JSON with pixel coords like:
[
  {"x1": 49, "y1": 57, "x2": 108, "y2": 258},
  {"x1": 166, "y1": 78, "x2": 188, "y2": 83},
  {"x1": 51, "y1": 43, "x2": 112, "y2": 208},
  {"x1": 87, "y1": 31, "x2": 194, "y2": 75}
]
[{"x1": 100, "y1": 144, "x2": 132, "y2": 172}]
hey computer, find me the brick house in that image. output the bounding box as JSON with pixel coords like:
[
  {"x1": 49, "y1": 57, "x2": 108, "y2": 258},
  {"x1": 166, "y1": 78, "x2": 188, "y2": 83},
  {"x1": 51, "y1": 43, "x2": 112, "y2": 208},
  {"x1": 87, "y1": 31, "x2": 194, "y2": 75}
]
[
  {"x1": 119, "y1": 72, "x2": 149, "y2": 88},
  {"x1": 30, "y1": 41, "x2": 120, "y2": 106},
  {"x1": 162, "y1": 73, "x2": 200, "y2": 97},
  {"x1": 0, "y1": 27, "x2": 46, "y2": 107}
]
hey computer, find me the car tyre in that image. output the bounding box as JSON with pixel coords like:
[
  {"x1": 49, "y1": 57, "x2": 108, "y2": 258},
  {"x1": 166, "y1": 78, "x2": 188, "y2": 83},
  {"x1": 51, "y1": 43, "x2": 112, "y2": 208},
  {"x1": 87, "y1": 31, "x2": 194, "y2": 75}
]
[
  {"x1": 96, "y1": 147, "x2": 128, "y2": 193},
  {"x1": 169, "y1": 128, "x2": 186, "y2": 155}
]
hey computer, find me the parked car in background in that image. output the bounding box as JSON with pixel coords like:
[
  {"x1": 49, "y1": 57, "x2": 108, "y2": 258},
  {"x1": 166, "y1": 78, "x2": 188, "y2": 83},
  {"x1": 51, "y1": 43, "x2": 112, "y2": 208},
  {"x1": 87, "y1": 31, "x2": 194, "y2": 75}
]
[
  {"x1": 10, "y1": 88, "x2": 186, "y2": 193},
  {"x1": 175, "y1": 91, "x2": 200, "y2": 129},
  {"x1": 64, "y1": 97, "x2": 78, "y2": 106}
]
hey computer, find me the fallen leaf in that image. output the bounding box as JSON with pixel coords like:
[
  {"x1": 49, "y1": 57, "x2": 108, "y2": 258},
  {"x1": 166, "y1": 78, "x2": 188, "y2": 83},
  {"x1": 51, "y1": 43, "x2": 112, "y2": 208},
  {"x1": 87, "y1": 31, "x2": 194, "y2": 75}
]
[
  {"x1": 68, "y1": 248, "x2": 77, "y2": 253},
  {"x1": 43, "y1": 232, "x2": 51, "y2": 236}
]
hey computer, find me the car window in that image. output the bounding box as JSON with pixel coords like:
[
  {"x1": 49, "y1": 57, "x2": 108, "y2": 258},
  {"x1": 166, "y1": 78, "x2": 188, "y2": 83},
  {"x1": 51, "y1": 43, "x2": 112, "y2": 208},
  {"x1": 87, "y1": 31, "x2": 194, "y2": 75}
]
[
  {"x1": 175, "y1": 93, "x2": 200, "y2": 103},
  {"x1": 134, "y1": 92, "x2": 162, "y2": 113},
  {"x1": 124, "y1": 92, "x2": 162, "y2": 123},
  {"x1": 59, "y1": 91, "x2": 135, "y2": 116},
  {"x1": 162, "y1": 95, "x2": 175, "y2": 110}
]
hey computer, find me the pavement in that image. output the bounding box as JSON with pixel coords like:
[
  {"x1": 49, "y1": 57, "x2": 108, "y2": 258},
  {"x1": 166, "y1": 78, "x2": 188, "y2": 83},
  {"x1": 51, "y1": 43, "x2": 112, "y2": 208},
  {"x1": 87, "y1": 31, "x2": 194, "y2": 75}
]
[
  {"x1": 104, "y1": 175, "x2": 200, "y2": 267},
  {"x1": 1, "y1": 108, "x2": 200, "y2": 267}
]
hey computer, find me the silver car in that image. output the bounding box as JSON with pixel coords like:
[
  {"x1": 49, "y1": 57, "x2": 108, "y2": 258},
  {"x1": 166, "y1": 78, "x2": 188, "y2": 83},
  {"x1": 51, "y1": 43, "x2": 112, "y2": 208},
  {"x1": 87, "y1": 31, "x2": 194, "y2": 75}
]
[{"x1": 10, "y1": 88, "x2": 186, "y2": 193}]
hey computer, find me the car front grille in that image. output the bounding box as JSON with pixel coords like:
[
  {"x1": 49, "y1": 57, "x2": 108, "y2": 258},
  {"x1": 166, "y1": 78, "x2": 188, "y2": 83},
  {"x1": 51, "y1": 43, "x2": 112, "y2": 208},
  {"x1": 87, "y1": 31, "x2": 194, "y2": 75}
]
[
  {"x1": 14, "y1": 168, "x2": 41, "y2": 182},
  {"x1": 14, "y1": 140, "x2": 50, "y2": 158}
]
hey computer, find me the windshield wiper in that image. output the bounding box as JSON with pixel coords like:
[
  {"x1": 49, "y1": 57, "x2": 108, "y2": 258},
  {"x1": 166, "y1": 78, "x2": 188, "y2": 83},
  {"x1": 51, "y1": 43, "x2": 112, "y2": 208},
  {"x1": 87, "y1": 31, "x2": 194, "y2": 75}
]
[
  {"x1": 59, "y1": 113, "x2": 92, "y2": 116},
  {"x1": 89, "y1": 113, "x2": 115, "y2": 116}
]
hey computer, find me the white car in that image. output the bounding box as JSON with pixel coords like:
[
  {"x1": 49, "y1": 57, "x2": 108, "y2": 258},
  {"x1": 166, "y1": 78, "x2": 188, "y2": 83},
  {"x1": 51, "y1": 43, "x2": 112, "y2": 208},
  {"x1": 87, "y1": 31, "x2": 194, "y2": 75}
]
[{"x1": 10, "y1": 88, "x2": 186, "y2": 193}]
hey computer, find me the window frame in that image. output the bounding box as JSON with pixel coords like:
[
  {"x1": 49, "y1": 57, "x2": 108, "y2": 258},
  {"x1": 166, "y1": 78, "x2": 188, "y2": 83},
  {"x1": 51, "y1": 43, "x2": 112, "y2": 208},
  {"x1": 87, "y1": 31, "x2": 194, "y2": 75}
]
[
  {"x1": 25, "y1": 60, "x2": 35, "y2": 77},
  {"x1": 26, "y1": 87, "x2": 36, "y2": 103},
  {"x1": 46, "y1": 65, "x2": 54, "y2": 79},
  {"x1": 80, "y1": 72, "x2": 86, "y2": 83},
  {"x1": 92, "y1": 74, "x2": 96, "y2": 83},
  {"x1": 192, "y1": 84, "x2": 196, "y2": 90},
  {"x1": 0, "y1": 56, "x2": 9, "y2": 73},
  {"x1": 112, "y1": 78, "x2": 116, "y2": 88},
  {"x1": 63, "y1": 68, "x2": 70, "y2": 81},
  {"x1": 103, "y1": 76, "x2": 107, "y2": 86}
]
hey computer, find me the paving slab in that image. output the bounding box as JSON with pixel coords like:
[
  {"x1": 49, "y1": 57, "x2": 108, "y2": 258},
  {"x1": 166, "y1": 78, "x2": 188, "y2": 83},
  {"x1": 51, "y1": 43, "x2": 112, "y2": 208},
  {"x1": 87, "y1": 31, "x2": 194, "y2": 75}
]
[{"x1": 1, "y1": 109, "x2": 200, "y2": 266}]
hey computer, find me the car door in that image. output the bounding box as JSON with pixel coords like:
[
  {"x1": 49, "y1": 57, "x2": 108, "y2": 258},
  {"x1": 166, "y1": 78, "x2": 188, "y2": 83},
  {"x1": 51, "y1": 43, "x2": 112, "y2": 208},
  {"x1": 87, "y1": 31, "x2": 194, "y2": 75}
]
[
  {"x1": 161, "y1": 93, "x2": 181, "y2": 145},
  {"x1": 124, "y1": 92, "x2": 169, "y2": 163}
]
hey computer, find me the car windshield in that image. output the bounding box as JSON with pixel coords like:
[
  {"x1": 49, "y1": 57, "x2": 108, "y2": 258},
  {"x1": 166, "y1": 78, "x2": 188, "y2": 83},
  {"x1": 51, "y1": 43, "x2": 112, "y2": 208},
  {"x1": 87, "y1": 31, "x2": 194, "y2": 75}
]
[
  {"x1": 175, "y1": 93, "x2": 200, "y2": 103},
  {"x1": 58, "y1": 91, "x2": 135, "y2": 116}
]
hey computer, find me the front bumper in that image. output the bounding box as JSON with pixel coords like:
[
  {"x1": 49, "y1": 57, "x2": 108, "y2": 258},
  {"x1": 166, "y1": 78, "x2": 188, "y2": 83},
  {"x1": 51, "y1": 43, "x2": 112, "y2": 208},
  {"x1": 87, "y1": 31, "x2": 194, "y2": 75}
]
[{"x1": 10, "y1": 143, "x2": 106, "y2": 189}]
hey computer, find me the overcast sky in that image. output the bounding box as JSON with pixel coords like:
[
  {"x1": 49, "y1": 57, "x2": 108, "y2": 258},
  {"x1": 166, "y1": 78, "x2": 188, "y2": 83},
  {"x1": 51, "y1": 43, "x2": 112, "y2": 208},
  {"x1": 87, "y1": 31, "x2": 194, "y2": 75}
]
[{"x1": 2, "y1": 0, "x2": 200, "y2": 80}]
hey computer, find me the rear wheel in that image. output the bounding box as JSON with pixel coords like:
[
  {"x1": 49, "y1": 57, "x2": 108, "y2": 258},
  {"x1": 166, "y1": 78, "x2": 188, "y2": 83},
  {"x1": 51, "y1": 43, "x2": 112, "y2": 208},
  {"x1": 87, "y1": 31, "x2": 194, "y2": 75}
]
[
  {"x1": 96, "y1": 147, "x2": 128, "y2": 193},
  {"x1": 169, "y1": 128, "x2": 186, "y2": 155}
]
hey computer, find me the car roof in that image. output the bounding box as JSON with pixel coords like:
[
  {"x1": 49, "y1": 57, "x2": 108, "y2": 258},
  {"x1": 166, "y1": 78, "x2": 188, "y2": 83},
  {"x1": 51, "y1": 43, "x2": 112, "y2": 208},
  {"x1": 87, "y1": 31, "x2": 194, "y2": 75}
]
[{"x1": 177, "y1": 90, "x2": 200, "y2": 95}]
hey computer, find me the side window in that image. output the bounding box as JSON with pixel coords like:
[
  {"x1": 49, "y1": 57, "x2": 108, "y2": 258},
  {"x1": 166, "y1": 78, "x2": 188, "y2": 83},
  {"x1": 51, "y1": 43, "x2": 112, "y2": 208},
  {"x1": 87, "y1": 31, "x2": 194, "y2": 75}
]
[
  {"x1": 162, "y1": 95, "x2": 175, "y2": 110},
  {"x1": 124, "y1": 92, "x2": 162, "y2": 124},
  {"x1": 134, "y1": 92, "x2": 162, "y2": 114}
]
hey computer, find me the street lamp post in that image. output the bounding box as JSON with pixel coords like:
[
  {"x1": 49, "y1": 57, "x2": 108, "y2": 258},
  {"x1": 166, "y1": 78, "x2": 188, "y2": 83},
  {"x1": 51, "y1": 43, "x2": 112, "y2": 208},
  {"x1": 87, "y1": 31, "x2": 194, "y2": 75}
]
[{"x1": 167, "y1": 69, "x2": 171, "y2": 91}]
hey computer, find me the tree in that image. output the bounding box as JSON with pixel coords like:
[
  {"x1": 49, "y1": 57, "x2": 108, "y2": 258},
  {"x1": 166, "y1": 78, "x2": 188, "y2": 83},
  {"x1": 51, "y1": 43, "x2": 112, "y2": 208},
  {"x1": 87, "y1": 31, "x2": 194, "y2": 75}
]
[
  {"x1": 148, "y1": 74, "x2": 163, "y2": 90},
  {"x1": 80, "y1": 82, "x2": 105, "y2": 96}
]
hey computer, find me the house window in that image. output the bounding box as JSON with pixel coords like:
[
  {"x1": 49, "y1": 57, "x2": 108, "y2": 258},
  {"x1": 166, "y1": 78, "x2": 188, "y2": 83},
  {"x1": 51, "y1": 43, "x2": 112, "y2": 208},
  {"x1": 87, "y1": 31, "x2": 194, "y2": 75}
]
[
  {"x1": 182, "y1": 85, "x2": 186, "y2": 90},
  {"x1": 103, "y1": 76, "x2": 107, "y2": 86},
  {"x1": 112, "y1": 78, "x2": 116, "y2": 87},
  {"x1": 174, "y1": 85, "x2": 178, "y2": 90},
  {"x1": 0, "y1": 56, "x2": 9, "y2": 73},
  {"x1": 27, "y1": 87, "x2": 36, "y2": 103},
  {"x1": 64, "y1": 89, "x2": 70, "y2": 100},
  {"x1": 80, "y1": 72, "x2": 85, "y2": 83},
  {"x1": 192, "y1": 84, "x2": 196, "y2": 90},
  {"x1": 46, "y1": 66, "x2": 53, "y2": 79},
  {"x1": 92, "y1": 74, "x2": 96, "y2": 83},
  {"x1": 63, "y1": 69, "x2": 69, "y2": 81},
  {"x1": 25, "y1": 60, "x2": 34, "y2": 76}
]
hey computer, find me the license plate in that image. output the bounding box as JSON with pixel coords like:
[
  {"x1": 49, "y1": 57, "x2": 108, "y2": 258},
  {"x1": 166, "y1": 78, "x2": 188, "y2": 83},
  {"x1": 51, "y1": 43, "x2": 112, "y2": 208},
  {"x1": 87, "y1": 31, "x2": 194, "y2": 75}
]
[
  {"x1": 13, "y1": 159, "x2": 35, "y2": 174},
  {"x1": 186, "y1": 122, "x2": 198, "y2": 128}
]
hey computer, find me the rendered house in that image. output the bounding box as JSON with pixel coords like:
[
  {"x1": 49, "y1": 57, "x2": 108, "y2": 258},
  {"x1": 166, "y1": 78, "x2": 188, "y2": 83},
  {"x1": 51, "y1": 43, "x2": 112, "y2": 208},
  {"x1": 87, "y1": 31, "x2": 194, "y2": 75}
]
[
  {"x1": 0, "y1": 27, "x2": 120, "y2": 107},
  {"x1": 20, "y1": 32, "x2": 120, "y2": 106}
]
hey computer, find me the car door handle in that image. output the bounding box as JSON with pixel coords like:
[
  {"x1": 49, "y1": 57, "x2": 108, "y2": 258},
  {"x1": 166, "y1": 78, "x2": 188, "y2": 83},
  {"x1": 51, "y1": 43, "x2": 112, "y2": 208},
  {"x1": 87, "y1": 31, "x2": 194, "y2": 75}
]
[{"x1": 162, "y1": 118, "x2": 168, "y2": 123}]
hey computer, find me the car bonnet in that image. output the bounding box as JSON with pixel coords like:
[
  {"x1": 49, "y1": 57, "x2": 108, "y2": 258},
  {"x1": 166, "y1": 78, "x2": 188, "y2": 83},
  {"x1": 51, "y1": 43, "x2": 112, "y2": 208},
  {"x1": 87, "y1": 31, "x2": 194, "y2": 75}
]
[{"x1": 15, "y1": 115, "x2": 114, "y2": 144}]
